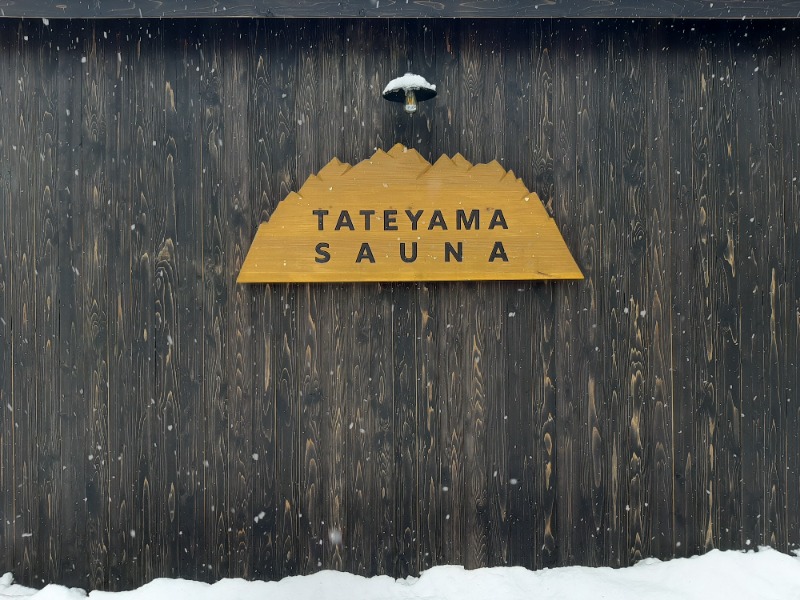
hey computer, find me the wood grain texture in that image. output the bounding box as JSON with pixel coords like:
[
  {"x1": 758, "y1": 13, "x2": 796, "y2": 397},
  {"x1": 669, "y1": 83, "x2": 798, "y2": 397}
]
[
  {"x1": 221, "y1": 20, "x2": 254, "y2": 580},
  {"x1": 170, "y1": 21, "x2": 206, "y2": 582},
  {"x1": 429, "y1": 20, "x2": 462, "y2": 571},
  {"x1": 268, "y1": 20, "x2": 300, "y2": 581},
  {"x1": 341, "y1": 21, "x2": 394, "y2": 577},
  {"x1": 706, "y1": 25, "x2": 740, "y2": 553},
  {"x1": 248, "y1": 19, "x2": 278, "y2": 582},
  {"x1": 198, "y1": 29, "x2": 229, "y2": 579},
  {"x1": 105, "y1": 21, "x2": 135, "y2": 589},
  {"x1": 521, "y1": 23, "x2": 560, "y2": 571},
  {"x1": 499, "y1": 22, "x2": 533, "y2": 569},
  {"x1": 0, "y1": 20, "x2": 12, "y2": 580},
  {"x1": 755, "y1": 26, "x2": 788, "y2": 551},
  {"x1": 80, "y1": 24, "x2": 112, "y2": 589},
  {"x1": 4, "y1": 0, "x2": 800, "y2": 19},
  {"x1": 392, "y1": 282, "x2": 419, "y2": 578},
  {"x1": 459, "y1": 22, "x2": 488, "y2": 571},
  {"x1": 668, "y1": 23, "x2": 700, "y2": 559},
  {"x1": 644, "y1": 23, "x2": 674, "y2": 559},
  {"x1": 780, "y1": 25, "x2": 800, "y2": 555},
  {"x1": 0, "y1": 18, "x2": 799, "y2": 590},
  {"x1": 16, "y1": 20, "x2": 43, "y2": 583},
  {"x1": 237, "y1": 144, "x2": 583, "y2": 283},
  {"x1": 615, "y1": 22, "x2": 650, "y2": 566},
  {"x1": 54, "y1": 23, "x2": 88, "y2": 587},
  {"x1": 34, "y1": 22, "x2": 62, "y2": 584},
  {"x1": 552, "y1": 21, "x2": 584, "y2": 567}
]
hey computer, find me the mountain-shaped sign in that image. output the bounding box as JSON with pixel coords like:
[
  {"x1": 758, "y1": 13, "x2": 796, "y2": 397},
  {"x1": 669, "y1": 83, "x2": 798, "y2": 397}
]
[{"x1": 237, "y1": 144, "x2": 583, "y2": 283}]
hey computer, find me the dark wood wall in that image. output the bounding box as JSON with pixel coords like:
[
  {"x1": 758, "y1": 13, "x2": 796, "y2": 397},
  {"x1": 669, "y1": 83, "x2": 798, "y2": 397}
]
[
  {"x1": 7, "y1": 0, "x2": 800, "y2": 18},
  {"x1": 0, "y1": 17, "x2": 798, "y2": 591}
]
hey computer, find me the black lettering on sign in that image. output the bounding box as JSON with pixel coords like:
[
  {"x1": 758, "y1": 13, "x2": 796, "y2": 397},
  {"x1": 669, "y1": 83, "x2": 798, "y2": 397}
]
[
  {"x1": 315, "y1": 242, "x2": 331, "y2": 263},
  {"x1": 428, "y1": 209, "x2": 448, "y2": 230},
  {"x1": 312, "y1": 209, "x2": 328, "y2": 230},
  {"x1": 456, "y1": 209, "x2": 479, "y2": 230},
  {"x1": 335, "y1": 210, "x2": 355, "y2": 231},
  {"x1": 360, "y1": 209, "x2": 375, "y2": 230},
  {"x1": 489, "y1": 209, "x2": 508, "y2": 230},
  {"x1": 384, "y1": 209, "x2": 398, "y2": 231},
  {"x1": 489, "y1": 241, "x2": 509, "y2": 262},
  {"x1": 400, "y1": 242, "x2": 418, "y2": 263},
  {"x1": 356, "y1": 243, "x2": 376, "y2": 263},
  {"x1": 406, "y1": 209, "x2": 424, "y2": 230},
  {"x1": 445, "y1": 241, "x2": 463, "y2": 262}
]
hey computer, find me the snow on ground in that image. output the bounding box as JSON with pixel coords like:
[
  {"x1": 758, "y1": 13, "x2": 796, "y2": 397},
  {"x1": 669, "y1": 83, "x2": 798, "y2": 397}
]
[{"x1": 2, "y1": 547, "x2": 800, "y2": 600}]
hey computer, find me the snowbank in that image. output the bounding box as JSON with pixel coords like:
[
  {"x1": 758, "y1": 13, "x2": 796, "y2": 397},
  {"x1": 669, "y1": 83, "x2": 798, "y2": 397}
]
[{"x1": 2, "y1": 547, "x2": 800, "y2": 600}]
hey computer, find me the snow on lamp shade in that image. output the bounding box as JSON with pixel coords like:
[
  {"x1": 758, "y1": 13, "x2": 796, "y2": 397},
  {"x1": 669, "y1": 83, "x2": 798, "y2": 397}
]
[{"x1": 383, "y1": 73, "x2": 437, "y2": 114}]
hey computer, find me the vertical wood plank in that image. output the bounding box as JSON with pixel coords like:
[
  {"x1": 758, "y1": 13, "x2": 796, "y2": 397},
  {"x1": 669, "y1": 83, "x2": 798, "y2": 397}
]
[
  {"x1": 553, "y1": 21, "x2": 576, "y2": 567},
  {"x1": 459, "y1": 22, "x2": 488, "y2": 571},
  {"x1": 324, "y1": 278, "x2": 346, "y2": 573},
  {"x1": 298, "y1": 278, "x2": 323, "y2": 573},
  {"x1": 2, "y1": 22, "x2": 30, "y2": 582},
  {"x1": 30, "y1": 22, "x2": 62, "y2": 584},
  {"x1": 199, "y1": 27, "x2": 229, "y2": 579},
  {"x1": 694, "y1": 32, "x2": 719, "y2": 556},
  {"x1": 523, "y1": 22, "x2": 559, "y2": 571},
  {"x1": 429, "y1": 19, "x2": 461, "y2": 571},
  {"x1": 408, "y1": 18, "x2": 441, "y2": 577},
  {"x1": 295, "y1": 24, "x2": 322, "y2": 576},
  {"x1": 392, "y1": 279, "x2": 418, "y2": 579},
  {"x1": 80, "y1": 25, "x2": 111, "y2": 590},
  {"x1": 155, "y1": 21, "x2": 183, "y2": 580},
  {"x1": 13, "y1": 21, "x2": 48, "y2": 584},
  {"x1": 734, "y1": 24, "x2": 764, "y2": 553},
  {"x1": 706, "y1": 24, "x2": 741, "y2": 553},
  {"x1": 381, "y1": 22, "x2": 419, "y2": 581},
  {"x1": 221, "y1": 21, "x2": 254, "y2": 579},
  {"x1": 477, "y1": 27, "x2": 509, "y2": 571},
  {"x1": 316, "y1": 22, "x2": 348, "y2": 575},
  {"x1": 13, "y1": 21, "x2": 40, "y2": 582},
  {"x1": 780, "y1": 24, "x2": 800, "y2": 554},
  {"x1": 294, "y1": 20, "x2": 344, "y2": 575},
  {"x1": 553, "y1": 20, "x2": 604, "y2": 567},
  {"x1": 367, "y1": 284, "x2": 396, "y2": 576},
  {"x1": 415, "y1": 281, "x2": 440, "y2": 572},
  {"x1": 576, "y1": 21, "x2": 606, "y2": 566},
  {"x1": 501, "y1": 23, "x2": 535, "y2": 570},
  {"x1": 668, "y1": 23, "x2": 701, "y2": 559},
  {"x1": 411, "y1": 20, "x2": 444, "y2": 568},
  {"x1": 54, "y1": 22, "x2": 89, "y2": 589},
  {"x1": 0, "y1": 19, "x2": 13, "y2": 581},
  {"x1": 644, "y1": 22, "x2": 675, "y2": 559},
  {"x1": 131, "y1": 22, "x2": 183, "y2": 582},
  {"x1": 623, "y1": 23, "x2": 650, "y2": 565},
  {"x1": 754, "y1": 25, "x2": 788, "y2": 551},
  {"x1": 268, "y1": 21, "x2": 301, "y2": 581},
  {"x1": 341, "y1": 21, "x2": 395, "y2": 577},
  {"x1": 437, "y1": 278, "x2": 465, "y2": 567},
  {"x1": 603, "y1": 22, "x2": 651, "y2": 566},
  {"x1": 248, "y1": 19, "x2": 277, "y2": 582},
  {"x1": 170, "y1": 20, "x2": 206, "y2": 582},
  {"x1": 104, "y1": 21, "x2": 134, "y2": 589}
]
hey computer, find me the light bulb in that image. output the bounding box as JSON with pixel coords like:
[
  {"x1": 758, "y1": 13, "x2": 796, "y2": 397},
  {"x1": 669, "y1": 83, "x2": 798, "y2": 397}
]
[{"x1": 404, "y1": 89, "x2": 418, "y2": 114}]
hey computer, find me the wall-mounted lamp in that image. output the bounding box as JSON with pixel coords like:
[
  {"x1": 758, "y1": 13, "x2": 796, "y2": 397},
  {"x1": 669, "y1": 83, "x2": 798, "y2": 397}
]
[{"x1": 382, "y1": 73, "x2": 437, "y2": 114}]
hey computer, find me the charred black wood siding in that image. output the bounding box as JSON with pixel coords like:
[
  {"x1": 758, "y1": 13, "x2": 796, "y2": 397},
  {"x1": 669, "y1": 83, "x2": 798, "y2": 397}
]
[
  {"x1": 0, "y1": 18, "x2": 798, "y2": 591},
  {"x1": 5, "y1": 1, "x2": 800, "y2": 19}
]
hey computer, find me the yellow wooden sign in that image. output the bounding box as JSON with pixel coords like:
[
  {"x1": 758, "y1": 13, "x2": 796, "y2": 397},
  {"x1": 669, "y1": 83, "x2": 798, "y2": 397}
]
[{"x1": 237, "y1": 144, "x2": 583, "y2": 283}]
